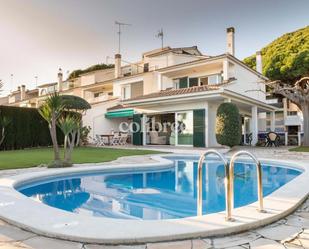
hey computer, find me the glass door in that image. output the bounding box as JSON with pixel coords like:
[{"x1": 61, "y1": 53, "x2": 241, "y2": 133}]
[{"x1": 176, "y1": 111, "x2": 193, "y2": 146}]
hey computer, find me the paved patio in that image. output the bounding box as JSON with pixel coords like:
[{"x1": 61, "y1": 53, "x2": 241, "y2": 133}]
[{"x1": 0, "y1": 146, "x2": 308, "y2": 249}]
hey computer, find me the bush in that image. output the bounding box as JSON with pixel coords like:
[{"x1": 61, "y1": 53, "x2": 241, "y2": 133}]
[
  {"x1": 216, "y1": 103, "x2": 241, "y2": 147},
  {"x1": 0, "y1": 106, "x2": 64, "y2": 150}
]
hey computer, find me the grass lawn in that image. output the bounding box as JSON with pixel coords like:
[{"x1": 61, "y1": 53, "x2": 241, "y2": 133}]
[
  {"x1": 0, "y1": 147, "x2": 163, "y2": 170},
  {"x1": 289, "y1": 146, "x2": 309, "y2": 152}
]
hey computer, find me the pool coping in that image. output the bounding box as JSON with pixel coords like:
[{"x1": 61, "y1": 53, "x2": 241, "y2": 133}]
[{"x1": 0, "y1": 154, "x2": 308, "y2": 244}]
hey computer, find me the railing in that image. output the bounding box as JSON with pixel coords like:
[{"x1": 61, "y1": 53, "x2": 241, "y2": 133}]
[
  {"x1": 229, "y1": 151, "x2": 265, "y2": 219},
  {"x1": 197, "y1": 149, "x2": 265, "y2": 221},
  {"x1": 197, "y1": 149, "x2": 232, "y2": 221}
]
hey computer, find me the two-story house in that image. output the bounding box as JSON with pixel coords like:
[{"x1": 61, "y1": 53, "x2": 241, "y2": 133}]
[{"x1": 95, "y1": 28, "x2": 278, "y2": 147}]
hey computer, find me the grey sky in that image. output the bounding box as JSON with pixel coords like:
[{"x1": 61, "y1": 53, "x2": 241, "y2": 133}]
[{"x1": 0, "y1": 0, "x2": 308, "y2": 95}]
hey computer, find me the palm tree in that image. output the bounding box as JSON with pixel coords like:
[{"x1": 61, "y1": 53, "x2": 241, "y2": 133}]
[
  {"x1": 38, "y1": 93, "x2": 64, "y2": 164},
  {"x1": 58, "y1": 115, "x2": 80, "y2": 166}
]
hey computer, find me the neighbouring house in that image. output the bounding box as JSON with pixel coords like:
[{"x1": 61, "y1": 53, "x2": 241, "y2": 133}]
[{"x1": 0, "y1": 27, "x2": 304, "y2": 146}]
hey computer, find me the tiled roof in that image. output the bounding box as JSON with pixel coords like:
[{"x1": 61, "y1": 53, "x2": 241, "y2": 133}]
[
  {"x1": 123, "y1": 82, "x2": 233, "y2": 102},
  {"x1": 107, "y1": 104, "x2": 132, "y2": 111}
]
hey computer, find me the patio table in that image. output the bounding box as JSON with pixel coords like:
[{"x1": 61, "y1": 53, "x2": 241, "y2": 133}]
[{"x1": 100, "y1": 134, "x2": 114, "y2": 145}]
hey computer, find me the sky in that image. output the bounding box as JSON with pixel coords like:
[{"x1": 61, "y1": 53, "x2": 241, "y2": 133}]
[{"x1": 0, "y1": 0, "x2": 308, "y2": 96}]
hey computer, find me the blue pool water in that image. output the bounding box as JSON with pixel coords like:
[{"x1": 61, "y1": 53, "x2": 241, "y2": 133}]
[{"x1": 17, "y1": 157, "x2": 302, "y2": 220}]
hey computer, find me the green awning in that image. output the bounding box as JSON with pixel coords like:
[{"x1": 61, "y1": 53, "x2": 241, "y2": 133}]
[{"x1": 105, "y1": 109, "x2": 134, "y2": 119}]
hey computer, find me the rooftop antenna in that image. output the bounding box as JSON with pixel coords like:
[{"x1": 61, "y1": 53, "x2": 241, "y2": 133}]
[
  {"x1": 10, "y1": 74, "x2": 14, "y2": 92},
  {"x1": 156, "y1": 28, "x2": 164, "y2": 49},
  {"x1": 35, "y1": 75, "x2": 38, "y2": 88},
  {"x1": 115, "y1": 21, "x2": 131, "y2": 54}
]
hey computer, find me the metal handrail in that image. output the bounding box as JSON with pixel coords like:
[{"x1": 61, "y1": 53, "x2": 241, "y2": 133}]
[
  {"x1": 229, "y1": 151, "x2": 265, "y2": 220},
  {"x1": 197, "y1": 149, "x2": 232, "y2": 221}
]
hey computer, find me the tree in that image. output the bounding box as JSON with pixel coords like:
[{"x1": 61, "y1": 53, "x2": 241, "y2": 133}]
[
  {"x1": 58, "y1": 115, "x2": 80, "y2": 166},
  {"x1": 267, "y1": 77, "x2": 309, "y2": 145},
  {"x1": 244, "y1": 25, "x2": 309, "y2": 146},
  {"x1": 68, "y1": 63, "x2": 114, "y2": 80},
  {"x1": 244, "y1": 26, "x2": 309, "y2": 81},
  {"x1": 38, "y1": 93, "x2": 91, "y2": 167},
  {"x1": 38, "y1": 93, "x2": 64, "y2": 165},
  {"x1": 216, "y1": 103, "x2": 241, "y2": 148}
]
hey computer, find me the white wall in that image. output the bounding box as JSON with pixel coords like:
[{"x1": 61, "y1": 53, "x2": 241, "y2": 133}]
[
  {"x1": 225, "y1": 63, "x2": 266, "y2": 102},
  {"x1": 82, "y1": 99, "x2": 126, "y2": 139}
]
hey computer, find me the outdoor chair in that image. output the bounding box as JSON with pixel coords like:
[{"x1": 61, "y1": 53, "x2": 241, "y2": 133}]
[
  {"x1": 266, "y1": 132, "x2": 280, "y2": 147},
  {"x1": 95, "y1": 135, "x2": 106, "y2": 147},
  {"x1": 110, "y1": 133, "x2": 121, "y2": 146},
  {"x1": 119, "y1": 133, "x2": 128, "y2": 145},
  {"x1": 247, "y1": 133, "x2": 252, "y2": 146}
]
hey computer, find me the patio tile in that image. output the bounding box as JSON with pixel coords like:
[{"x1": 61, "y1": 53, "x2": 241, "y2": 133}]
[
  {"x1": 256, "y1": 224, "x2": 302, "y2": 242},
  {"x1": 283, "y1": 238, "x2": 304, "y2": 248},
  {"x1": 22, "y1": 236, "x2": 82, "y2": 249},
  {"x1": 295, "y1": 212, "x2": 309, "y2": 220},
  {"x1": 0, "y1": 242, "x2": 33, "y2": 249},
  {"x1": 249, "y1": 238, "x2": 285, "y2": 249},
  {"x1": 286, "y1": 215, "x2": 309, "y2": 229},
  {"x1": 0, "y1": 224, "x2": 35, "y2": 242},
  {"x1": 298, "y1": 229, "x2": 309, "y2": 248},
  {"x1": 212, "y1": 232, "x2": 260, "y2": 248},
  {"x1": 192, "y1": 239, "x2": 212, "y2": 249},
  {"x1": 146, "y1": 240, "x2": 191, "y2": 249}
]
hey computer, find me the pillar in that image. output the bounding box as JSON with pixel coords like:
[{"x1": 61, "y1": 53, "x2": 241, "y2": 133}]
[
  {"x1": 270, "y1": 111, "x2": 276, "y2": 132},
  {"x1": 251, "y1": 106, "x2": 258, "y2": 145},
  {"x1": 142, "y1": 114, "x2": 147, "y2": 146}
]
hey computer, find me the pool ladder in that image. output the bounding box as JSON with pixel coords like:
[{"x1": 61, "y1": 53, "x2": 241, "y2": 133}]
[{"x1": 197, "y1": 149, "x2": 265, "y2": 221}]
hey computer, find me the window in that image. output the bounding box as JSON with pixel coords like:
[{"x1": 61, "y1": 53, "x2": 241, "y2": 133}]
[
  {"x1": 143, "y1": 63, "x2": 149, "y2": 72},
  {"x1": 208, "y1": 74, "x2": 223, "y2": 85},
  {"x1": 189, "y1": 78, "x2": 198, "y2": 87},
  {"x1": 200, "y1": 77, "x2": 208, "y2": 86},
  {"x1": 287, "y1": 111, "x2": 298, "y2": 116},
  {"x1": 94, "y1": 92, "x2": 100, "y2": 98},
  {"x1": 121, "y1": 85, "x2": 130, "y2": 100},
  {"x1": 174, "y1": 77, "x2": 188, "y2": 89}
]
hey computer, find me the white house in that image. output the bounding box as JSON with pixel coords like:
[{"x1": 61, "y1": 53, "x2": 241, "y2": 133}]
[{"x1": 85, "y1": 27, "x2": 279, "y2": 147}]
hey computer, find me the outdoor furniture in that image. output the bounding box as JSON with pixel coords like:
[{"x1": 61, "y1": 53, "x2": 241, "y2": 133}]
[
  {"x1": 95, "y1": 135, "x2": 106, "y2": 147},
  {"x1": 100, "y1": 134, "x2": 114, "y2": 145},
  {"x1": 119, "y1": 133, "x2": 128, "y2": 145},
  {"x1": 149, "y1": 131, "x2": 167, "y2": 145},
  {"x1": 110, "y1": 133, "x2": 121, "y2": 145},
  {"x1": 265, "y1": 132, "x2": 280, "y2": 147}
]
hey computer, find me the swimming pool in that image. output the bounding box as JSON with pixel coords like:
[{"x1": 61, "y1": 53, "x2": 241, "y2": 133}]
[{"x1": 17, "y1": 156, "x2": 302, "y2": 220}]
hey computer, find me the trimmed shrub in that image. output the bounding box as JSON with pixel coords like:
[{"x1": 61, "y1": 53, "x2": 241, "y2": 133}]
[
  {"x1": 216, "y1": 103, "x2": 241, "y2": 147},
  {"x1": 0, "y1": 106, "x2": 63, "y2": 150}
]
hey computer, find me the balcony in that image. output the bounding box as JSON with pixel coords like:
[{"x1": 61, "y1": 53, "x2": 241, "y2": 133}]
[
  {"x1": 284, "y1": 114, "x2": 303, "y2": 126},
  {"x1": 87, "y1": 93, "x2": 113, "y2": 104}
]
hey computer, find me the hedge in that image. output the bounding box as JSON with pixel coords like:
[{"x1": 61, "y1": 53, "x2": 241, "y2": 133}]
[
  {"x1": 216, "y1": 103, "x2": 241, "y2": 147},
  {"x1": 0, "y1": 106, "x2": 64, "y2": 150}
]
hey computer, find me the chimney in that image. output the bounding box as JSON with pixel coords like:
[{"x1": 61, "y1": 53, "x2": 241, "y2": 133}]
[
  {"x1": 256, "y1": 51, "x2": 262, "y2": 74},
  {"x1": 20, "y1": 85, "x2": 26, "y2": 100},
  {"x1": 114, "y1": 54, "x2": 121, "y2": 78},
  {"x1": 57, "y1": 68, "x2": 63, "y2": 92},
  {"x1": 226, "y1": 27, "x2": 235, "y2": 56}
]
